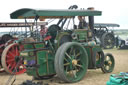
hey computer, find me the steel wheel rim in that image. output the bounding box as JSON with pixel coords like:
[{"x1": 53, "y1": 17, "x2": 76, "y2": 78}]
[
  {"x1": 62, "y1": 44, "x2": 87, "y2": 82},
  {"x1": 1, "y1": 43, "x2": 26, "y2": 74},
  {"x1": 102, "y1": 54, "x2": 114, "y2": 72}
]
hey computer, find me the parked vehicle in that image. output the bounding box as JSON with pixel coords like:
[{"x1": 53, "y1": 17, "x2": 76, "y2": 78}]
[
  {"x1": 94, "y1": 23, "x2": 120, "y2": 49},
  {"x1": 10, "y1": 5, "x2": 115, "y2": 82}
]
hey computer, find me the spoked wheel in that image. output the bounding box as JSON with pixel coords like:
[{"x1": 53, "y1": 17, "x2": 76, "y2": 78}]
[
  {"x1": 1, "y1": 43, "x2": 26, "y2": 74},
  {"x1": 101, "y1": 53, "x2": 115, "y2": 73},
  {"x1": 55, "y1": 42, "x2": 88, "y2": 82},
  {"x1": 101, "y1": 33, "x2": 115, "y2": 49}
]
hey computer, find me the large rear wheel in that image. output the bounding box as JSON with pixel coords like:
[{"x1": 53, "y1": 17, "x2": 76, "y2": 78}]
[
  {"x1": 1, "y1": 43, "x2": 26, "y2": 74},
  {"x1": 101, "y1": 33, "x2": 115, "y2": 49},
  {"x1": 55, "y1": 42, "x2": 88, "y2": 82}
]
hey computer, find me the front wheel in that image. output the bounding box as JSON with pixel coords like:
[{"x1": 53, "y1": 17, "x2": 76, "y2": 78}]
[
  {"x1": 101, "y1": 53, "x2": 115, "y2": 73},
  {"x1": 55, "y1": 42, "x2": 88, "y2": 82}
]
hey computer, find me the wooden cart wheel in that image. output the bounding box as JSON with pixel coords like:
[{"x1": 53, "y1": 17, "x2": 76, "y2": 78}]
[
  {"x1": 1, "y1": 43, "x2": 26, "y2": 74},
  {"x1": 55, "y1": 42, "x2": 88, "y2": 82},
  {"x1": 101, "y1": 53, "x2": 115, "y2": 73}
]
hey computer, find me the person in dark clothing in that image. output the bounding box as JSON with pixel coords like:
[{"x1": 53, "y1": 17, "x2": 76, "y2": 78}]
[
  {"x1": 120, "y1": 39, "x2": 125, "y2": 48},
  {"x1": 115, "y1": 36, "x2": 119, "y2": 48},
  {"x1": 78, "y1": 16, "x2": 88, "y2": 29}
]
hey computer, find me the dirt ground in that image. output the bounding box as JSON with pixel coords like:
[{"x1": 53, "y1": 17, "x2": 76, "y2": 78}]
[{"x1": 0, "y1": 49, "x2": 128, "y2": 85}]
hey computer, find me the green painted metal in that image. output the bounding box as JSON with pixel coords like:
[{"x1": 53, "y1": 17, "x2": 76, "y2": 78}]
[
  {"x1": 83, "y1": 45, "x2": 103, "y2": 69},
  {"x1": 55, "y1": 32, "x2": 70, "y2": 49},
  {"x1": 10, "y1": 8, "x2": 102, "y2": 19},
  {"x1": 21, "y1": 42, "x2": 55, "y2": 77},
  {"x1": 92, "y1": 46, "x2": 104, "y2": 68},
  {"x1": 92, "y1": 45, "x2": 102, "y2": 52},
  {"x1": 24, "y1": 44, "x2": 34, "y2": 49},
  {"x1": 37, "y1": 50, "x2": 55, "y2": 76},
  {"x1": 84, "y1": 46, "x2": 92, "y2": 68},
  {"x1": 74, "y1": 29, "x2": 88, "y2": 41},
  {"x1": 82, "y1": 41, "x2": 96, "y2": 46},
  {"x1": 20, "y1": 51, "x2": 37, "y2": 76},
  {"x1": 34, "y1": 43, "x2": 44, "y2": 49}
]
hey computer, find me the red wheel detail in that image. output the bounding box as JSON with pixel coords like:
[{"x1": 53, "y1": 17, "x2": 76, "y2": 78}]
[{"x1": 1, "y1": 43, "x2": 26, "y2": 75}]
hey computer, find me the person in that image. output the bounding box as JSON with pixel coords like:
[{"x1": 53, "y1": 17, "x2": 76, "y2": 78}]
[
  {"x1": 78, "y1": 16, "x2": 88, "y2": 29},
  {"x1": 40, "y1": 25, "x2": 48, "y2": 37},
  {"x1": 115, "y1": 35, "x2": 119, "y2": 48}
]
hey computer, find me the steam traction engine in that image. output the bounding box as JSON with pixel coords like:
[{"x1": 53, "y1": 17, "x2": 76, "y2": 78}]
[{"x1": 10, "y1": 6, "x2": 115, "y2": 82}]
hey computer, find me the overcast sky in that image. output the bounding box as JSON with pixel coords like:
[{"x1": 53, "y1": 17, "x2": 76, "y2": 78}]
[{"x1": 0, "y1": 0, "x2": 128, "y2": 29}]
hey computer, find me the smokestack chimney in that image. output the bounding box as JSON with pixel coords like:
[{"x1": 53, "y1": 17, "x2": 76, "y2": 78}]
[{"x1": 87, "y1": 7, "x2": 95, "y2": 38}]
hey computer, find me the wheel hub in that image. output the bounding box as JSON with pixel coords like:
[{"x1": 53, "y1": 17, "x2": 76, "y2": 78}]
[
  {"x1": 108, "y1": 61, "x2": 112, "y2": 66},
  {"x1": 15, "y1": 56, "x2": 20, "y2": 63},
  {"x1": 108, "y1": 39, "x2": 111, "y2": 43},
  {"x1": 72, "y1": 60, "x2": 78, "y2": 65},
  {"x1": 105, "y1": 61, "x2": 112, "y2": 66}
]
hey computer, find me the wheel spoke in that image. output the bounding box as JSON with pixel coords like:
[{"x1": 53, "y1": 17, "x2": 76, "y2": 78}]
[
  {"x1": 14, "y1": 67, "x2": 18, "y2": 73},
  {"x1": 64, "y1": 63, "x2": 70, "y2": 66},
  {"x1": 16, "y1": 46, "x2": 18, "y2": 56},
  {"x1": 74, "y1": 65, "x2": 79, "y2": 72},
  {"x1": 8, "y1": 51, "x2": 15, "y2": 58},
  {"x1": 69, "y1": 46, "x2": 73, "y2": 55},
  {"x1": 10, "y1": 63, "x2": 16, "y2": 71},
  {"x1": 73, "y1": 49, "x2": 76, "y2": 57},
  {"x1": 105, "y1": 65, "x2": 110, "y2": 70},
  {"x1": 65, "y1": 52, "x2": 72, "y2": 60},
  {"x1": 76, "y1": 64, "x2": 83, "y2": 69},
  {"x1": 6, "y1": 59, "x2": 14, "y2": 63},
  {"x1": 106, "y1": 56, "x2": 110, "y2": 61},
  {"x1": 7, "y1": 64, "x2": 11, "y2": 69},
  {"x1": 11, "y1": 46, "x2": 15, "y2": 52},
  {"x1": 75, "y1": 52, "x2": 81, "y2": 58},
  {"x1": 64, "y1": 58, "x2": 69, "y2": 62},
  {"x1": 7, "y1": 54, "x2": 14, "y2": 58},
  {"x1": 71, "y1": 69, "x2": 77, "y2": 78},
  {"x1": 65, "y1": 66, "x2": 68, "y2": 73}
]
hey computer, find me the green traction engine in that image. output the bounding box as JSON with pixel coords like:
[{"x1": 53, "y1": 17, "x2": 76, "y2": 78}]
[{"x1": 10, "y1": 6, "x2": 115, "y2": 83}]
